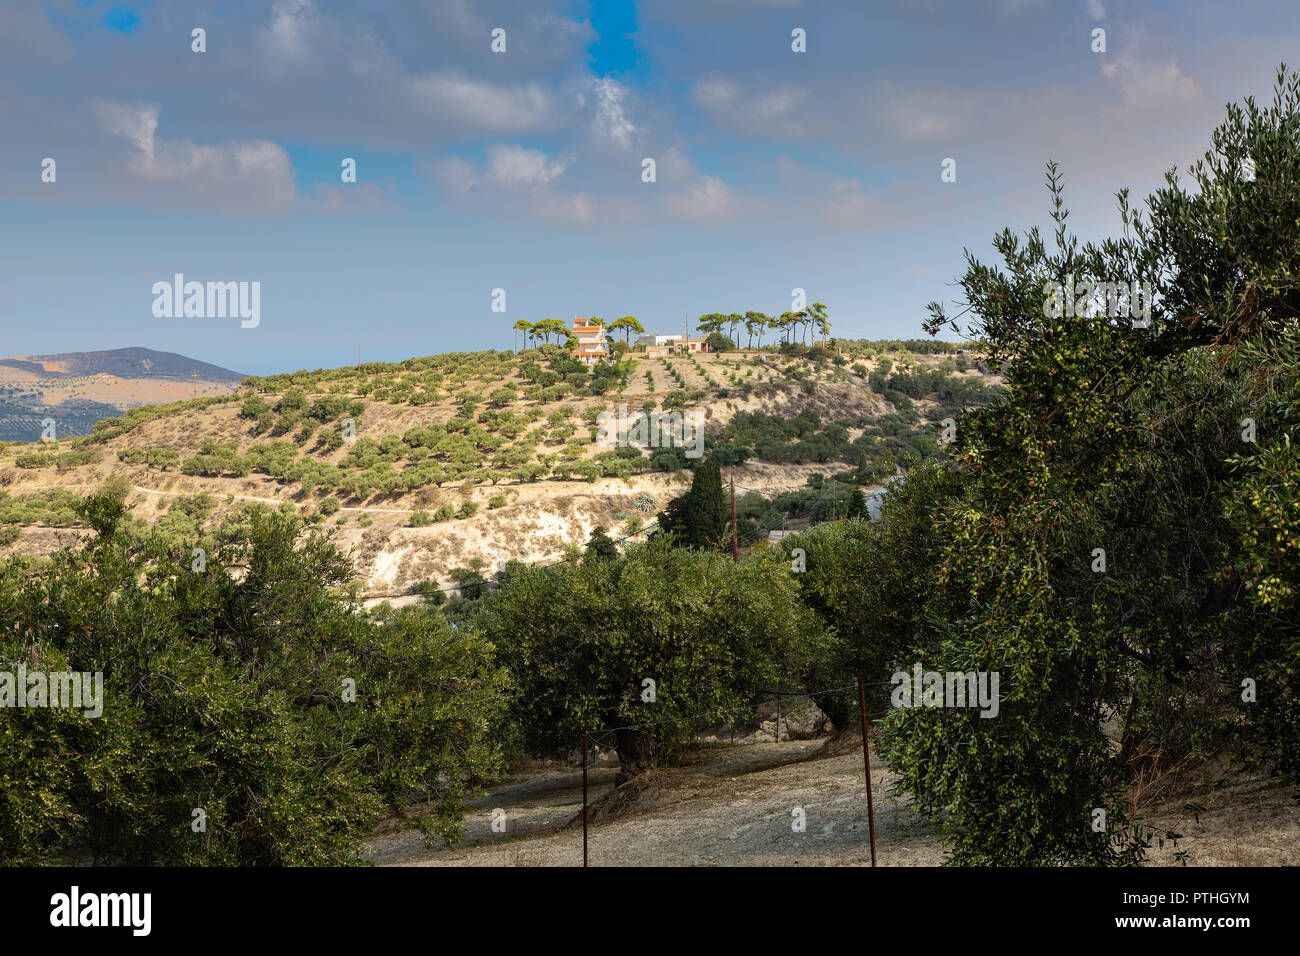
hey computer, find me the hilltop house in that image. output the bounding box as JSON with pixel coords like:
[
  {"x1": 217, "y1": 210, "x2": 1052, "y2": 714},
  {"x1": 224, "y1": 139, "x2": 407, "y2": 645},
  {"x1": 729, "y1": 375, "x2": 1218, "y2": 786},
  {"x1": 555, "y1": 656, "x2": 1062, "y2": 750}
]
[
  {"x1": 571, "y1": 317, "x2": 607, "y2": 367},
  {"x1": 635, "y1": 332, "x2": 710, "y2": 357}
]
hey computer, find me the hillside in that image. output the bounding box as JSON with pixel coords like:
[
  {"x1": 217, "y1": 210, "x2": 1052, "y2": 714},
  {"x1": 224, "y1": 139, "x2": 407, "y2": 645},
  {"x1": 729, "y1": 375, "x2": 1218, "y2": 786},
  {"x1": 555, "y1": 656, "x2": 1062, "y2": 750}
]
[
  {"x1": 0, "y1": 341, "x2": 1001, "y2": 599},
  {"x1": 0, "y1": 347, "x2": 245, "y2": 442}
]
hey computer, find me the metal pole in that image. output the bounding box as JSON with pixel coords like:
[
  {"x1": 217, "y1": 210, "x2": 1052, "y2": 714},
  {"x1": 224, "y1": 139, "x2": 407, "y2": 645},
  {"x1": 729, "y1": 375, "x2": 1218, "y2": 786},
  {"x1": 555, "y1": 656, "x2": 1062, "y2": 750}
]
[
  {"x1": 582, "y1": 726, "x2": 589, "y2": 867},
  {"x1": 857, "y1": 676, "x2": 878, "y2": 866},
  {"x1": 731, "y1": 478, "x2": 740, "y2": 562}
]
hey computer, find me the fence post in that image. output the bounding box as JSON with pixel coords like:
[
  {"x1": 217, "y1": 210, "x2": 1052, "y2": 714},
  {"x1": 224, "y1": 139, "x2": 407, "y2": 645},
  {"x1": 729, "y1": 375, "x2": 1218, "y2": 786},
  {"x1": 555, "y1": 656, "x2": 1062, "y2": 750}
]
[
  {"x1": 582, "y1": 726, "x2": 589, "y2": 868},
  {"x1": 857, "y1": 677, "x2": 878, "y2": 867}
]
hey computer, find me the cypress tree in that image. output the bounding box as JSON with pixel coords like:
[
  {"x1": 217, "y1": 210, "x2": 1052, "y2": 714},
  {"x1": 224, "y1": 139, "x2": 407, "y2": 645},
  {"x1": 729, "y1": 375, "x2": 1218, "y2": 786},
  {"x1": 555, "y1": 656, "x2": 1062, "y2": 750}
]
[
  {"x1": 684, "y1": 458, "x2": 730, "y2": 549},
  {"x1": 660, "y1": 458, "x2": 731, "y2": 550},
  {"x1": 847, "y1": 486, "x2": 868, "y2": 521}
]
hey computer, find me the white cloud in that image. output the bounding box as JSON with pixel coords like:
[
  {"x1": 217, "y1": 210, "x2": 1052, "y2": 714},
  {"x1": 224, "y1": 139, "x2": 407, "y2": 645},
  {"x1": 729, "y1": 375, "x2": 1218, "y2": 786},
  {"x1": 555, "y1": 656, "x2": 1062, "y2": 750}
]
[
  {"x1": 588, "y1": 77, "x2": 641, "y2": 149},
  {"x1": 260, "y1": 0, "x2": 326, "y2": 69},
  {"x1": 423, "y1": 156, "x2": 479, "y2": 192},
  {"x1": 257, "y1": 0, "x2": 557, "y2": 135},
  {"x1": 91, "y1": 100, "x2": 298, "y2": 209},
  {"x1": 408, "y1": 74, "x2": 554, "y2": 132},
  {"x1": 666, "y1": 175, "x2": 738, "y2": 222},
  {"x1": 657, "y1": 145, "x2": 696, "y2": 183},
  {"x1": 531, "y1": 191, "x2": 598, "y2": 225},
  {"x1": 1087, "y1": 0, "x2": 1106, "y2": 21},
  {"x1": 879, "y1": 90, "x2": 961, "y2": 141},
  {"x1": 822, "y1": 179, "x2": 889, "y2": 228},
  {"x1": 777, "y1": 156, "x2": 893, "y2": 228},
  {"x1": 484, "y1": 145, "x2": 570, "y2": 186},
  {"x1": 1100, "y1": 50, "x2": 1202, "y2": 115},
  {"x1": 690, "y1": 78, "x2": 808, "y2": 135}
]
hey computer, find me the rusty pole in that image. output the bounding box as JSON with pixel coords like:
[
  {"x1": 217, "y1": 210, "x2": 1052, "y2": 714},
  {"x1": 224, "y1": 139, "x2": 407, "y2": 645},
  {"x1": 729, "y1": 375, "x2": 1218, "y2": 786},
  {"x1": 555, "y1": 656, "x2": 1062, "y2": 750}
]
[
  {"x1": 731, "y1": 478, "x2": 740, "y2": 562},
  {"x1": 857, "y1": 676, "x2": 878, "y2": 866},
  {"x1": 581, "y1": 726, "x2": 589, "y2": 867}
]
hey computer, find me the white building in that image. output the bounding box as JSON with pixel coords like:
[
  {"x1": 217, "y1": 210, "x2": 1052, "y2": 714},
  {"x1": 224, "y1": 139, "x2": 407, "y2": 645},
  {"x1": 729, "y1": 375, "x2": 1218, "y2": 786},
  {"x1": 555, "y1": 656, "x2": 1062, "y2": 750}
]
[
  {"x1": 571, "y1": 317, "x2": 607, "y2": 366},
  {"x1": 635, "y1": 333, "x2": 684, "y2": 347}
]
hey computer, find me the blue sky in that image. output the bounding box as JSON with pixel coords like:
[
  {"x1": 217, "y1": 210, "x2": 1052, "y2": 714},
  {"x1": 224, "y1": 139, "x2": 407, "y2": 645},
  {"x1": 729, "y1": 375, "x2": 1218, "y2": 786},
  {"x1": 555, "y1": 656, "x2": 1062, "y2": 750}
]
[{"x1": 2, "y1": 0, "x2": 1299, "y2": 375}]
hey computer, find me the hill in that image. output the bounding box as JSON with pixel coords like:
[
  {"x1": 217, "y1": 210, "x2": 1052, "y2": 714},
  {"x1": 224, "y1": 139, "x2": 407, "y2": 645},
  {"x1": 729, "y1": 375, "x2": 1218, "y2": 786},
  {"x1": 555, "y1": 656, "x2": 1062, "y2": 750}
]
[
  {"x1": 0, "y1": 341, "x2": 1001, "y2": 599},
  {"x1": 0, "y1": 347, "x2": 245, "y2": 442},
  {"x1": 0, "y1": 346, "x2": 246, "y2": 383}
]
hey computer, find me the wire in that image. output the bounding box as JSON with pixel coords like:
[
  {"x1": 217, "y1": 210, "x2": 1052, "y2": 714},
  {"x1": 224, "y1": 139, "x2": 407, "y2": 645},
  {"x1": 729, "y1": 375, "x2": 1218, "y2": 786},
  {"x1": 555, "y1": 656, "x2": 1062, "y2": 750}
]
[{"x1": 583, "y1": 680, "x2": 894, "y2": 736}]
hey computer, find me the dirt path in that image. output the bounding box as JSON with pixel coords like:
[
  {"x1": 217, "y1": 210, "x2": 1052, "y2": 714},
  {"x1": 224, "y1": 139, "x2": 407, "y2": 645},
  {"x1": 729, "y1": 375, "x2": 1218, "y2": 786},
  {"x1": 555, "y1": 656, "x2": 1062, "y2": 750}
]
[
  {"x1": 131, "y1": 485, "x2": 415, "y2": 514},
  {"x1": 367, "y1": 739, "x2": 946, "y2": 867},
  {"x1": 366, "y1": 738, "x2": 1300, "y2": 867}
]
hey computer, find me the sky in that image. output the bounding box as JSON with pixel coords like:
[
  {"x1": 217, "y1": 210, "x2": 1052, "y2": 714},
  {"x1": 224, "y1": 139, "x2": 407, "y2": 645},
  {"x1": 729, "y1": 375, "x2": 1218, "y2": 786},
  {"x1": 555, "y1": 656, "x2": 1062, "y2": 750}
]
[{"x1": 2, "y1": 0, "x2": 1298, "y2": 376}]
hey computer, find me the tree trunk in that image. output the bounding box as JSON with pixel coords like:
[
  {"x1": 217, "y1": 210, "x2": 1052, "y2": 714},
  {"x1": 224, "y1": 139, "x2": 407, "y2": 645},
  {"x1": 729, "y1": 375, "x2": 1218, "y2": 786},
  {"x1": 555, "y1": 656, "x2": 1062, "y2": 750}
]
[
  {"x1": 812, "y1": 691, "x2": 852, "y2": 731},
  {"x1": 614, "y1": 727, "x2": 657, "y2": 784}
]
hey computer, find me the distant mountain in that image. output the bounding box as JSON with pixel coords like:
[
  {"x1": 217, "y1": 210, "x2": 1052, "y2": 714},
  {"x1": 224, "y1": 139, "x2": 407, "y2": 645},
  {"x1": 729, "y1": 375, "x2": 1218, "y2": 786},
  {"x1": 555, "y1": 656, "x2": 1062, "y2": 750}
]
[
  {"x1": 0, "y1": 348, "x2": 246, "y2": 443},
  {"x1": 0, "y1": 347, "x2": 245, "y2": 384}
]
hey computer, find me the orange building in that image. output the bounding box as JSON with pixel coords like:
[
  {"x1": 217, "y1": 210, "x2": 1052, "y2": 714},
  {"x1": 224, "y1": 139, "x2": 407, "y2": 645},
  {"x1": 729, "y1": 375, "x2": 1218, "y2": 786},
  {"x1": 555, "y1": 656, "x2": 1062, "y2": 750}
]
[{"x1": 571, "y1": 317, "x2": 607, "y2": 366}]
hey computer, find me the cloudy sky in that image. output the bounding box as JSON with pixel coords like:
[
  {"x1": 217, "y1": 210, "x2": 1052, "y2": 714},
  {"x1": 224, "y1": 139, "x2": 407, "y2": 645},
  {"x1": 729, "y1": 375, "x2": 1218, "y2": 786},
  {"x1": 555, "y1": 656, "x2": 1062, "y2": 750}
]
[{"x1": 1, "y1": 0, "x2": 1296, "y2": 375}]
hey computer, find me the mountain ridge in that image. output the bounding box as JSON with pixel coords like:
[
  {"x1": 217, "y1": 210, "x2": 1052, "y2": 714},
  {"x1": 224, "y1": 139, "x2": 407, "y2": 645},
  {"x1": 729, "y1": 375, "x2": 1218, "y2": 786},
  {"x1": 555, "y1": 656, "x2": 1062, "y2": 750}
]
[{"x1": 0, "y1": 346, "x2": 245, "y2": 383}]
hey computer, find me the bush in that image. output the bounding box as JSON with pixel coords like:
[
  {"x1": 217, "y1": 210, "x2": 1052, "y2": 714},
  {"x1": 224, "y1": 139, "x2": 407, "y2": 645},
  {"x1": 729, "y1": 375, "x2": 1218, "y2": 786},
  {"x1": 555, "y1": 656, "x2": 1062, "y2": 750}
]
[{"x1": 240, "y1": 395, "x2": 270, "y2": 419}]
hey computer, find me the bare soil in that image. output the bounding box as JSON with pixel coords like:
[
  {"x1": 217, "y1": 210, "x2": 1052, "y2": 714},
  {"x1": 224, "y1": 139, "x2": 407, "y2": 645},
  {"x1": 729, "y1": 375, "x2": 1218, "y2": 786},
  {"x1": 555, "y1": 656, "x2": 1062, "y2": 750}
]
[{"x1": 365, "y1": 735, "x2": 1299, "y2": 867}]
